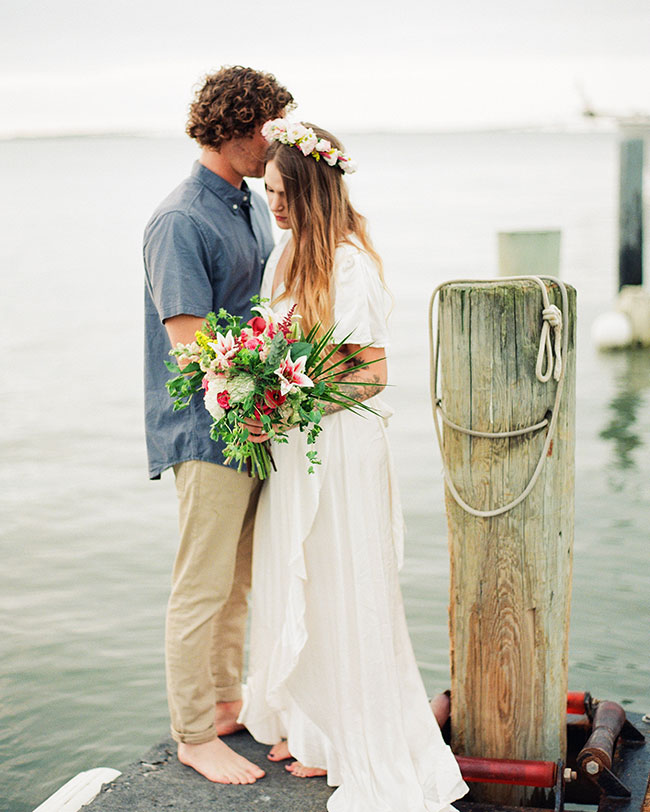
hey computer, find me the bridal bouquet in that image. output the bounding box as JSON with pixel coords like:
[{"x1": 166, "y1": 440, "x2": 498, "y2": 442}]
[{"x1": 165, "y1": 300, "x2": 378, "y2": 479}]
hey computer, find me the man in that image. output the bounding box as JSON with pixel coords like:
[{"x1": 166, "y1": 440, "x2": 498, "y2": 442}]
[{"x1": 143, "y1": 66, "x2": 293, "y2": 784}]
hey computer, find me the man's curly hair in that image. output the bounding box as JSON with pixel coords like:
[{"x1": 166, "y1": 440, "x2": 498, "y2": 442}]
[{"x1": 186, "y1": 66, "x2": 294, "y2": 150}]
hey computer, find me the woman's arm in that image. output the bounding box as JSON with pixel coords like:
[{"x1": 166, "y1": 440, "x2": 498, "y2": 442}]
[
  {"x1": 244, "y1": 344, "x2": 387, "y2": 443},
  {"x1": 320, "y1": 344, "x2": 386, "y2": 415}
]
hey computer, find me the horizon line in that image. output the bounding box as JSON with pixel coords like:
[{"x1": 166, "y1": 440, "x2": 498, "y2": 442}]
[{"x1": 0, "y1": 119, "x2": 619, "y2": 143}]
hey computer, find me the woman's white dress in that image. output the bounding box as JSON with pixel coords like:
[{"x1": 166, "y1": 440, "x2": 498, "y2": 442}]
[{"x1": 240, "y1": 234, "x2": 468, "y2": 812}]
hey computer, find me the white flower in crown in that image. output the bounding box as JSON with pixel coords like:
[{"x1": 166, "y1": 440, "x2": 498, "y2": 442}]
[
  {"x1": 286, "y1": 122, "x2": 309, "y2": 143},
  {"x1": 298, "y1": 131, "x2": 318, "y2": 156},
  {"x1": 321, "y1": 148, "x2": 340, "y2": 167},
  {"x1": 262, "y1": 119, "x2": 287, "y2": 142},
  {"x1": 262, "y1": 118, "x2": 358, "y2": 173},
  {"x1": 337, "y1": 155, "x2": 357, "y2": 175}
]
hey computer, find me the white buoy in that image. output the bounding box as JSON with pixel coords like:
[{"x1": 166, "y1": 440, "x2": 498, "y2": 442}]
[
  {"x1": 32, "y1": 768, "x2": 121, "y2": 812},
  {"x1": 591, "y1": 310, "x2": 634, "y2": 350}
]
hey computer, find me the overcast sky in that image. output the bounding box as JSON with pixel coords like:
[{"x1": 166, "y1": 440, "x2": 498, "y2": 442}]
[{"x1": 1, "y1": 0, "x2": 649, "y2": 136}]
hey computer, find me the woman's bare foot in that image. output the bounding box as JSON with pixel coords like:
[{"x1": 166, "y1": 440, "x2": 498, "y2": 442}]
[
  {"x1": 430, "y1": 692, "x2": 451, "y2": 728},
  {"x1": 215, "y1": 699, "x2": 246, "y2": 736},
  {"x1": 267, "y1": 740, "x2": 292, "y2": 761},
  {"x1": 177, "y1": 738, "x2": 265, "y2": 784},
  {"x1": 285, "y1": 760, "x2": 327, "y2": 778}
]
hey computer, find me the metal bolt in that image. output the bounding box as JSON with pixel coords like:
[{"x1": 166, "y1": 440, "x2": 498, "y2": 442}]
[
  {"x1": 585, "y1": 760, "x2": 600, "y2": 775},
  {"x1": 563, "y1": 768, "x2": 577, "y2": 782}
]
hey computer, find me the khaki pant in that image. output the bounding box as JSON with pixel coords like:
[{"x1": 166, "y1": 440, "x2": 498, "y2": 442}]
[{"x1": 166, "y1": 460, "x2": 260, "y2": 744}]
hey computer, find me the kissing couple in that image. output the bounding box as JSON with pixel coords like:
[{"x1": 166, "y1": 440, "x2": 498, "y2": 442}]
[{"x1": 143, "y1": 65, "x2": 468, "y2": 812}]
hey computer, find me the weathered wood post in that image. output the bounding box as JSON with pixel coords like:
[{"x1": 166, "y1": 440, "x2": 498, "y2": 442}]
[
  {"x1": 435, "y1": 279, "x2": 576, "y2": 805},
  {"x1": 618, "y1": 137, "x2": 644, "y2": 289}
]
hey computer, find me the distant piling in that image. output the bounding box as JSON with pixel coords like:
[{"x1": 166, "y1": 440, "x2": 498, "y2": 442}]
[
  {"x1": 618, "y1": 138, "x2": 644, "y2": 289},
  {"x1": 497, "y1": 231, "x2": 561, "y2": 278},
  {"x1": 435, "y1": 280, "x2": 576, "y2": 805}
]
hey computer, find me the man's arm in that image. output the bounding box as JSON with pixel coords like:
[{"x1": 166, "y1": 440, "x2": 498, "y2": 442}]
[{"x1": 164, "y1": 314, "x2": 206, "y2": 368}]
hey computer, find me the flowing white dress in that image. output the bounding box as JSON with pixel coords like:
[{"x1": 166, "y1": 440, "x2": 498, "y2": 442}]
[{"x1": 240, "y1": 233, "x2": 468, "y2": 812}]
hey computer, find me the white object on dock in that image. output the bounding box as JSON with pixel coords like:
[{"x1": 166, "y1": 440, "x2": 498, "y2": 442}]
[{"x1": 32, "y1": 768, "x2": 121, "y2": 812}]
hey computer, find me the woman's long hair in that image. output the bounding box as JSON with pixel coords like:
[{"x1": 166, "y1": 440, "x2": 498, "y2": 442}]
[{"x1": 267, "y1": 124, "x2": 384, "y2": 335}]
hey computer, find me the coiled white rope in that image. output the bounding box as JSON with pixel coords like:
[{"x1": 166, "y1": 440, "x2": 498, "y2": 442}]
[{"x1": 429, "y1": 276, "x2": 569, "y2": 518}]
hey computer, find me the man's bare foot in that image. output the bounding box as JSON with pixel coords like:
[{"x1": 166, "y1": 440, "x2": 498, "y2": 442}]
[
  {"x1": 267, "y1": 740, "x2": 292, "y2": 762},
  {"x1": 430, "y1": 692, "x2": 451, "y2": 728},
  {"x1": 215, "y1": 699, "x2": 245, "y2": 736},
  {"x1": 177, "y1": 738, "x2": 265, "y2": 784},
  {"x1": 285, "y1": 760, "x2": 327, "y2": 778}
]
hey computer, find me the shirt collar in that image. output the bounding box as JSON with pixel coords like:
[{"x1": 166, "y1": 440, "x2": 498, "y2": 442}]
[{"x1": 191, "y1": 161, "x2": 254, "y2": 215}]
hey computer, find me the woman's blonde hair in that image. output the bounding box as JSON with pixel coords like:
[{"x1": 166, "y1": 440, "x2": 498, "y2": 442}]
[{"x1": 267, "y1": 124, "x2": 384, "y2": 335}]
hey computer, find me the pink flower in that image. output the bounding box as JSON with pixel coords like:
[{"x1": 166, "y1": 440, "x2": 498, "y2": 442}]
[
  {"x1": 274, "y1": 350, "x2": 314, "y2": 396},
  {"x1": 240, "y1": 327, "x2": 264, "y2": 350}
]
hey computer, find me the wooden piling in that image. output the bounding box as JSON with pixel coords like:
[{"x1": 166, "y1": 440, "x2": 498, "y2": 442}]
[
  {"x1": 497, "y1": 231, "x2": 561, "y2": 278},
  {"x1": 618, "y1": 138, "x2": 644, "y2": 289},
  {"x1": 437, "y1": 280, "x2": 576, "y2": 805}
]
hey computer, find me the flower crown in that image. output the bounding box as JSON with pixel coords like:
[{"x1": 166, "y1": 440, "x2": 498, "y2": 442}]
[{"x1": 262, "y1": 119, "x2": 357, "y2": 174}]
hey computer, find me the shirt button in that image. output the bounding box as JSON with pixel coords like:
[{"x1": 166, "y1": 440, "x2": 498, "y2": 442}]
[
  {"x1": 243, "y1": 195, "x2": 249, "y2": 202},
  {"x1": 233, "y1": 204, "x2": 238, "y2": 210}
]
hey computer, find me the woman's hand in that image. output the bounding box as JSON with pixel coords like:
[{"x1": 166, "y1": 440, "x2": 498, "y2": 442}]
[
  {"x1": 242, "y1": 416, "x2": 289, "y2": 444},
  {"x1": 242, "y1": 417, "x2": 271, "y2": 444}
]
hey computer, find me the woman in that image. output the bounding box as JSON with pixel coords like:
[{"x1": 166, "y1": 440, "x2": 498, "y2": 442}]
[{"x1": 239, "y1": 121, "x2": 468, "y2": 812}]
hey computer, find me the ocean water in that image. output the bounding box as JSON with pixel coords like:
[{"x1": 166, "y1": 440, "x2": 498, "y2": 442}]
[{"x1": 0, "y1": 131, "x2": 648, "y2": 812}]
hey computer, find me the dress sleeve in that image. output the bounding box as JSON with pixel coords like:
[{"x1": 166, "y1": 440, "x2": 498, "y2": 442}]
[{"x1": 332, "y1": 245, "x2": 390, "y2": 347}]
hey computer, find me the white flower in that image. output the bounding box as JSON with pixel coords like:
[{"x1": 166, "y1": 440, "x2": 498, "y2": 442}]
[
  {"x1": 338, "y1": 155, "x2": 358, "y2": 174},
  {"x1": 262, "y1": 118, "x2": 287, "y2": 142},
  {"x1": 203, "y1": 381, "x2": 226, "y2": 422},
  {"x1": 206, "y1": 372, "x2": 228, "y2": 391},
  {"x1": 286, "y1": 122, "x2": 309, "y2": 144},
  {"x1": 250, "y1": 303, "x2": 283, "y2": 328},
  {"x1": 298, "y1": 131, "x2": 318, "y2": 156},
  {"x1": 321, "y1": 148, "x2": 340, "y2": 167},
  {"x1": 315, "y1": 139, "x2": 331, "y2": 153}
]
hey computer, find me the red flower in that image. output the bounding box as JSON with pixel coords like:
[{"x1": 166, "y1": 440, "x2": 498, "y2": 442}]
[
  {"x1": 254, "y1": 402, "x2": 274, "y2": 419},
  {"x1": 279, "y1": 304, "x2": 297, "y2": 337},
  {"x1": 248, "y1": 316, "x2": 269, "y2": 336},
  {"x1": 216, "y1": 391, "x2": 231, "y2": 409},
  {"x1": 264, "y1": 389, "x2": 287, "y2": 410}
]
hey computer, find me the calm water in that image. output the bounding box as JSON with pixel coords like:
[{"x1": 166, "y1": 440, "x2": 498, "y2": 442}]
[{"x1": 1, "y1": 131, "x2": 648, "y2": 812}]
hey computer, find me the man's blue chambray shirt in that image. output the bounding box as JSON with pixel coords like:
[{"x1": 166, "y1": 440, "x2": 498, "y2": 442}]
[{"x1": 143, "y1": 161, "x2": 274, "y2": 479}]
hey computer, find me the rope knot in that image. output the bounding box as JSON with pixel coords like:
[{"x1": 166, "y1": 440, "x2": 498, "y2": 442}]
[
  {"x1": 543, "y1": 304, "x2": 562, "y2": 328},
  {"x1": 537, "y1": 303, "x2": 563, "y2": 382}
]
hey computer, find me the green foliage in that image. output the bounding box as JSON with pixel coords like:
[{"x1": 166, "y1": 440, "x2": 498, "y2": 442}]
[{"x1": 164, "y1": 304, "x2": 385, "y2": 480}]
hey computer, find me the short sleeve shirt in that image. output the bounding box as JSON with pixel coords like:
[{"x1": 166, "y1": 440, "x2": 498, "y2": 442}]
[{"x1": 143, "y1": 161, "x2": 274, "y2": 479}]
